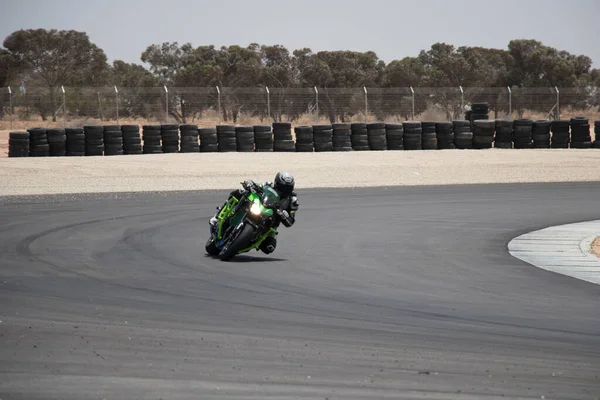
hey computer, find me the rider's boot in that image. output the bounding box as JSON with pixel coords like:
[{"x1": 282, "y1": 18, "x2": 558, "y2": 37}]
[{"x1": 209, "y1": 206, "x2": 222, "y2": 229}]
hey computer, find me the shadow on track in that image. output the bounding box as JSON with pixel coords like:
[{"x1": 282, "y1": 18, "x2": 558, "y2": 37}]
[{"x1": 204, "y1": 254, "x2": 287, "y2": 263}]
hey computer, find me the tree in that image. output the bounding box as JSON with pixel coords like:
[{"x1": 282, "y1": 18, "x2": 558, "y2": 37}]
[
  {"x1": 0, "y1": 48, "x2": 19, "y2": 87},
  {"x1": 379, "y1": 57, "x2": 427, "y2": 120},
  {"x1": 258, "y1": 44, "x2": 302, "y2": 121},
  {"x1": 506, "y1": 39, "x2": 593, "y2": 115},
  {"x1": 110, "y1": 60, "x2": 157, "y2": 87},
  {"x1": 141, "y1": 42, "x2": 264, "y2": 122},
  {"x1": 296, "y1": 50, "x2": 385, "y2": 122},
  {"x1": 141, "y1": 42, "x2": 212, "y2": 122},
  {"x1": 3, "y1": 29, "x2": 109, "y2": 121},
  {"x1": 107, "y1": 60, "x2": 160, "y2": 120},
  {"x1": 0, "y1": 48, "x2": 21, "y2": 119}
]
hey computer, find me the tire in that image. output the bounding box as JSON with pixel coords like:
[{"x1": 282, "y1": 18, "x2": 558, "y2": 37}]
[
  {"x1": 205, "y1": 234, "x2": 220, "y2": 256},
  {"x1": 219, "y1": 223, "x2": 255, "y2": 261}
]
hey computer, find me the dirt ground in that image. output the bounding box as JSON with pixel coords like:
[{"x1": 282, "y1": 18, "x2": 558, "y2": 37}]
[
  {"x1": 1, "y1": 146, "x2": 600, "y2": 196},
  {"x1": 592, "y1": 237, "x2": 600, "y2": 259},
  {"x1": 0, "y1": 130, "x2": 8, "y2": 157}
]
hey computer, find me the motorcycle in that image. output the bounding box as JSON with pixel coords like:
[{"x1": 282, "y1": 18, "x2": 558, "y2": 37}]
[{"x1": 205, "y1": 180, "x2": 283, "y2": 261}]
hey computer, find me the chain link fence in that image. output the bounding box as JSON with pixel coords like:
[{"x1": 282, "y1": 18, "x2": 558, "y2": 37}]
[{"x1": 1, "y1": 86, "x2": 599, "y2": 129}]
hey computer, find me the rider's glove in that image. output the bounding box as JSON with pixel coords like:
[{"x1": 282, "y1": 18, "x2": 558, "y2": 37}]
[
  {"x1": 243, "y1": 180, "x2": 253, "y2": 189},
  {"x1": 281, "y1": 210, "x2": 290, "y2": 221}
]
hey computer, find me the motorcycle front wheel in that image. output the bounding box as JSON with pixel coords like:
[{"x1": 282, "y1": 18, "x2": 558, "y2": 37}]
[{"x1": 219, "y1": 223, "x2": 255, "y2": 261}]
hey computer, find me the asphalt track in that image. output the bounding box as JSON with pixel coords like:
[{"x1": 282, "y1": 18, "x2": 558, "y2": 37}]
[{"x1": 1, "y1": 182, "x2": 599, "y2": 400}]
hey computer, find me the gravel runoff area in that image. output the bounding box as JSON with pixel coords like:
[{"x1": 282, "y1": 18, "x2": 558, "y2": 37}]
[{"x1": 1, "y1": 149, "x2": 600, "y2": 196}]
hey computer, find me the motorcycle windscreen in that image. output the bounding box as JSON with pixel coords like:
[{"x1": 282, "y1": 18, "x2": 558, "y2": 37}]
[{"x1": 262, "y1": 186, "x2": 280, "y2": 209}]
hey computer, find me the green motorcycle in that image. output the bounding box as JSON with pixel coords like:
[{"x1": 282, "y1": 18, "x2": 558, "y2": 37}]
[{"x1": 205, "y1": 180, "x2": 282, "y2": 261}]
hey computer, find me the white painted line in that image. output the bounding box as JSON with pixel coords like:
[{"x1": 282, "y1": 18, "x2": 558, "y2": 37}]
[{"x1": 508, "y1": 220, "x2": 600, "y2": 286}]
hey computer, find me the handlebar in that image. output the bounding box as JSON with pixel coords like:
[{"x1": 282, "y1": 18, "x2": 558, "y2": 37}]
[{"x1": 240, "y1": 180, "x2": 257, "y2": 191}]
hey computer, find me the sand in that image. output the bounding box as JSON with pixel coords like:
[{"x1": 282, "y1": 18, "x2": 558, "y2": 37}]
[{"x1": 1, "y1": 149, "x2": 600, "y2": 196}]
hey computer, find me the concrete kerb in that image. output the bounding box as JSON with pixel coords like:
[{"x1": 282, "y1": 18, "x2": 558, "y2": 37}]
[{"x1": 508, "y1": 220, "x2": 600, "y2": 286}]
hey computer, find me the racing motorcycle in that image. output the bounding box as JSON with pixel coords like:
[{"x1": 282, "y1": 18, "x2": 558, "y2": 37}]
[{"x1": 205, "y1": 180, "x2": 283, "y2": 261}]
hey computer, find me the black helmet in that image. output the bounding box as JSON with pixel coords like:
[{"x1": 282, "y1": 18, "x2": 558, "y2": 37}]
[{"x1": 274, "y1": 171, "x2": 295, "y2": 197}]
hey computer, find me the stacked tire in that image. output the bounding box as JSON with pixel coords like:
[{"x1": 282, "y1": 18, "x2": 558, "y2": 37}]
[
  {"x1": 83, "y1": 125, "x2": 104, "y2": 156},
  {"x1": 103, "y1": 125, "x2": 123, "y2": 156},
  {"x1": 199, "y1": 128, "x2": 218, "y2": 152},
  {"x1": 294, "y1": 125, "x2": 314, "y2": 152},
  {"x1": 142, "y1": 125, "x2": 162, "y2": 154},
  {"x1": 469, "y1": 102, "x2": 489, "y2": 122},
  {"x1": 272, "y1": 122, "x2": 295, "y2": 152},
  {"x1": 569, "y1": 117, "x2": 592, "y2": 149},
  {"x1": 386, "y1": 123, "x2": 404, "y2": 150},
  {"x1": 472, "y1": 120, "x2": 495, "y2": 149},
  {"x1": 421, "y1": 121, "x2": 437, "y2": 150},
  {"x1": 45, "y1": 128, "x2": 67, "y2": 156},
  {"x1": 161, "y1": 124, "x2": 179, "y2": 153},
  {"x1": 532, "y1": 120, "x2": 552, "y2": 149},
  {"x1": 453, "y1": 120, "x2": 473, "y2": 149},
  {"x1": 66, "y1": 128, "x2": 86, "y2": 156},
  {"x1": 8, "y1": 131, "x2": 30, "y2": 157},
  {"x1": 122, "y1": 125, "x2": 143, "y2": 155},
  {"x1": 550, "y1": 121, "x2": 570, "y2": 149},
  {"x1": 366, "y1": 123, "x2": 387, "y2": 151},
  {"x1": 494, "y1": 120, "x2": 514, "y2": 149},
  {"x1": 332, "y1": 123, "x2": 352, "y2": 151},
  {"x1": 594, "y1": 121, "x2": 600, "y2": 149},
  {"x1": 435, "y1": 122, "x2": 455, "y2": 150},
  {"x1": 313, "y1": 125, "x2": 333, "y2": 152},
  {"x1": 216, "y1": 125, "x2": 236, "y2": 152},
  {"x1": 253, "y1": 125, "x2": 273, "y2": 152},
  {"x1": 350, "y1": 123, "x2": 370, "y2": 151},
  {"x1": 179, "y1": 125, "x2": 199, "y2": 153},
  {"x1": 513, "y1": 119, "x2": 534, "y2": 149},
  {"x1": 235, "y1": 126, "x2": 255, "y2": 152},
  {"x1": 403, "y1": 121, "x2": 422, "y2": 150}
]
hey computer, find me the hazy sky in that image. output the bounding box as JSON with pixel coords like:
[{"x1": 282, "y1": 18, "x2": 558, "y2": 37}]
[{"x1": 2, "y1": 0, "x2": 599, "y2": 68}]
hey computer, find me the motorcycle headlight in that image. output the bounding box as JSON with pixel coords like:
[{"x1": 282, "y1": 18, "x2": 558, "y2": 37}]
[{"x1": 250, "y1": 201, "x2": 262, "y2": 215}]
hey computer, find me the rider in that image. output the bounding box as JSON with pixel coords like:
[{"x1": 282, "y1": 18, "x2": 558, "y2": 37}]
[{"x1": 209, "y1": 171, "x2": 299, "y2": 254}]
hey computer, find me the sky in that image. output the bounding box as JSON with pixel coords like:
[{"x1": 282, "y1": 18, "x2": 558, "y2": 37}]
[{"x1": 1, "y1": 0, "x2": 600, "y2": 68}]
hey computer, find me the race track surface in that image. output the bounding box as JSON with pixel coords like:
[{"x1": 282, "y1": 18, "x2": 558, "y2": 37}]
[{"x1": 1, "y1": 183, "x2": 599, "y2": 400}]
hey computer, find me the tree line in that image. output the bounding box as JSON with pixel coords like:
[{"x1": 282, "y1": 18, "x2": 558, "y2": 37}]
[{"x1": 1, "y1": 28, "x2": 599, "y2": 123}]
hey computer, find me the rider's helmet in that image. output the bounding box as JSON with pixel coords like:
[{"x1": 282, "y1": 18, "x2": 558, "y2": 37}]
[{"x1": 273, "y1": 171, "x2": 295, "y2": 197}]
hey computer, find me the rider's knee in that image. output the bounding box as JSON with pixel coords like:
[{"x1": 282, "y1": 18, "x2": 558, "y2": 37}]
[{"x1": 260, "y1": 236, "x2": 277, "y2": 254}]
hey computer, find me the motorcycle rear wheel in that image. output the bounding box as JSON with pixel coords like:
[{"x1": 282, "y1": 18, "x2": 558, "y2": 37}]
[{"x1": 205, "y1": 234, "x2": 220, "y2": 256}]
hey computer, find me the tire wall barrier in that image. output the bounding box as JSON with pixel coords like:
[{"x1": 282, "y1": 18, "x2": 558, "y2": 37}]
[{"x1": 8, "y1": 118, "x2": 600, "y2": 157}]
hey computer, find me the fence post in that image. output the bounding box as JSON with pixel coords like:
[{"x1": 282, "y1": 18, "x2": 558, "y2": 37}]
[
  {"x1": 61, "y1": 86, "x2": 66, "y2": 127},
  {"x1": 459, "y1": 86, "x2": 464, "y2": 120},
  {"x1": 554, "y1": 86, "x2": 560, "y2": 120},
  {"x1": 216, "y1": 86, "x2": 221, "y2": 122},
  {"x1": 363, "y1": 86, "x2": 368, "y2": 122},
  {"x1": 114, "y1": 86, "x2": 119, "y2": 124},
  {"x1": 314, "y1": 86, "x2": 319, "y2": 121},
  {"x1": 8, "y1": 86, "x2": 12, "y2": 130},
  {"x1": 97, "y1": 92, "x2": 104, "y2": 121},
  {"x1": 265, "y1": 86, "x2": 270, "y2": 120},
  {"x1": 507, "y1": 86, "x2": 512, "y2": 117},
  {"x1": 163, "y1": 86, "x2": 168, "y2": 123},
  {"x1": 410, "y1": 86, "x2": 415, "y2": 120}
]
